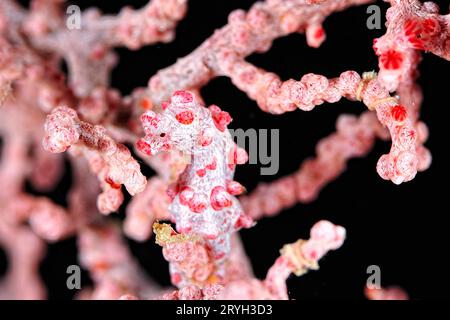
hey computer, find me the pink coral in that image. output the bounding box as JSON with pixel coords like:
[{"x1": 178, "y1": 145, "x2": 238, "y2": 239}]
[
  {"x1": 154, "y1": 220, "x2": 345, "y2": 300},
  {"x1": 365, "y1": 285, "x2": 409, "y2": 300},
  {"x1": 0, "y1": 0, "x2": 446, "y2": 301},
  {"x1": 43, "y1": 106, "x2": 147, "y2": 214},
  {"x1": 137, "y1": 91, "x2": 252, "y2": 266}
]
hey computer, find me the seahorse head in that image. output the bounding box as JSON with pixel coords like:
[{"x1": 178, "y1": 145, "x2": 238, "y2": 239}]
[{"x1": 137, "y1": 90, "x2": 203, "y2": 156}]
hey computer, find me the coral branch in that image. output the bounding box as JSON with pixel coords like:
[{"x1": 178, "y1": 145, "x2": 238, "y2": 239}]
[
  {"x1": 365, "y1": 285, "x2": 409, "y2": 300},
  {"x1": 0, "y1": 0, "x2": 446, "y2": 301},
  {"x1": 124, "y1": 177, "x2": 171, "y2": 241},
  {"x1": 241, "y1": 111, "x2": 385, "y2": 219},
  {"x1": 263, "y1": 220, "x2": 345, "y2": 299},
  {"x1": 155, "y1": 220, "x2": 345, "y2": 300},
  {"x1": 137, "y1": 91, "x2": 253, "y2": 264},
  {"x1": 153, "y1": 222, "x2": 217, "y2": 288},
  {"x1": 0, "y1": 218, "x2": 46, "y2": 299},
  {"x1": 43, "y1": 106, "x2": 147, "y2": 214},
  {"x1": 77, "y1": 223, "x2": 159, "y2": 299},
  {"x1": 24, "y1": 0, "x2": 188, "y2": 96}
]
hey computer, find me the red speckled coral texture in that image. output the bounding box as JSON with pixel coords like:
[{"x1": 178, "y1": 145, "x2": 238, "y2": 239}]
[{"x1": 1, "y1": 0, "x2": 448, "y2": 300}]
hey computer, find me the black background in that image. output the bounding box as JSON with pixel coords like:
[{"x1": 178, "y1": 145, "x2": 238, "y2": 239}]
[{"x1": 1, "y1": 0, "x2": 450, "y2": 300}]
